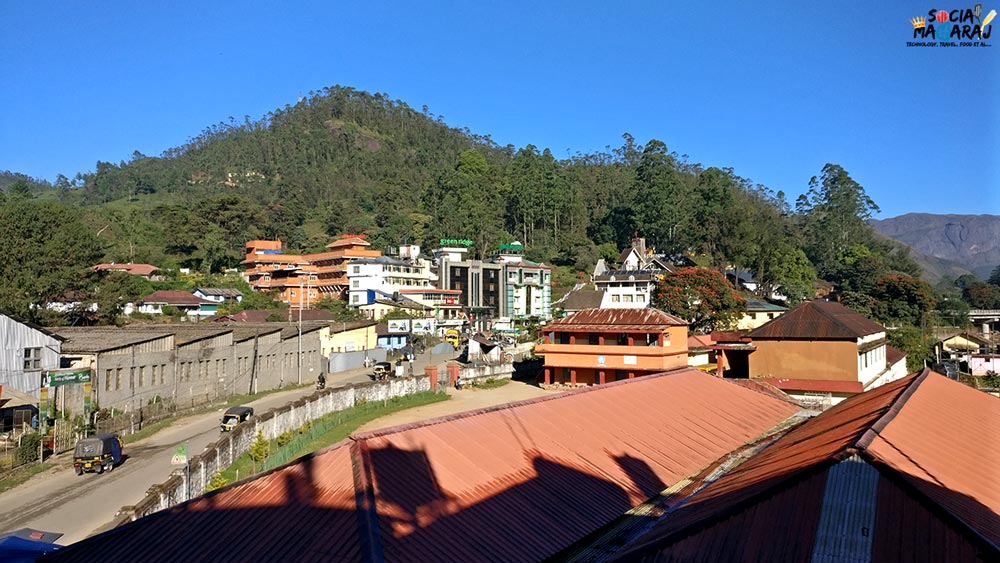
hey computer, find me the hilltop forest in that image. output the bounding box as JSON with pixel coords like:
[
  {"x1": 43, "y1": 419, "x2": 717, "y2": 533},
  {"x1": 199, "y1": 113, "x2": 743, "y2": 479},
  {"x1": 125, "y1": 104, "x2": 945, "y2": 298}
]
[{"x1": 4, "y1": 85, "x2": 966, "y2": 346}]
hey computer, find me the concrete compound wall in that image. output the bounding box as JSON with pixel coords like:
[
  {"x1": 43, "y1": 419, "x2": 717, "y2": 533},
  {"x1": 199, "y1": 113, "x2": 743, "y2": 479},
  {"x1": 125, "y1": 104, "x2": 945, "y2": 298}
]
[{"x1": 118, "y1": 373, "x2": 432, "y2": 523}]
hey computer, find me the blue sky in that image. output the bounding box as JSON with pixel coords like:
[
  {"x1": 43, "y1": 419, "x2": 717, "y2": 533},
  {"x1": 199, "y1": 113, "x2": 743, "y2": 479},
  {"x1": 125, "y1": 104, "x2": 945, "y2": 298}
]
[{"x1": 2, "y1": 1, "x2": 997, "y2": 217}]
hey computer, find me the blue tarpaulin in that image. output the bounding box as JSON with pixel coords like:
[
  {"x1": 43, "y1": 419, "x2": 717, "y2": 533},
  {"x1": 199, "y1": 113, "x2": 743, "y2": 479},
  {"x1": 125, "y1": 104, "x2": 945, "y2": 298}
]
[{"x1": 0, "y1": 535, "x2": 59, "y2": 563}]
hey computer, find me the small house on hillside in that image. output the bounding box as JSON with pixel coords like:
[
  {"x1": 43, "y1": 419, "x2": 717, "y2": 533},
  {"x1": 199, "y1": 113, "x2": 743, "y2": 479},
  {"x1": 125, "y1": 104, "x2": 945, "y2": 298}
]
[
  {"x1": 137, "y1": 291, "x2": 217, "y2": 318},
  {"x1": 192, "y1": 288, "x2": 243, "y2": 305}
]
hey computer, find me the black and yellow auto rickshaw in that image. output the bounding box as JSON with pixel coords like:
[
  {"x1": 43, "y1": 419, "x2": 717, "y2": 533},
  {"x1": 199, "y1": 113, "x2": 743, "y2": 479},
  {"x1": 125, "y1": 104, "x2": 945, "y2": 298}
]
[
  {"x1": 372, "y1": 362, "x2": 392, "y2": 380},
  {"x1": 221, "y1": 406, "x2": 253, "y2": 432},
  {"x1": 73, "y1": 434, "x2": 123, "y2": 475}
]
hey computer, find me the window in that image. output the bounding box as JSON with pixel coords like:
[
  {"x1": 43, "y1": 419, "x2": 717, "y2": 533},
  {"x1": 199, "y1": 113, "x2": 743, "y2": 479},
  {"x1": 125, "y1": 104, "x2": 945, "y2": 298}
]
[
  {"x1": 105, "y1": 369, "x2": 113, "y2": 392},
  {"x1": 160, "y1": 364, "x2": 167, "y2": 385},
  {"x1": 612, "y1": 295, "x2": 621, "y2": 302},
  {"x1": 352, "y1": 280, "x2": 359, "y2": 288},
  {"x1": 23, "y1": 347, "x2": 42, "y2": 370},
  {"x1": 115, "y1": 368, "x2": 123, "y2": 390},
  {"x1": 138, "y1": 366, "x2": 146, "y2": 387}
]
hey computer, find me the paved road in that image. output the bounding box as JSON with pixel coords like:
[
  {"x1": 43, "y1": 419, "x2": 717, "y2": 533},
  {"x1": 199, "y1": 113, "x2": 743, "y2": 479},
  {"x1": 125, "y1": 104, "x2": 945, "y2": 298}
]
[{"x1": 0, "y1": 351, "x2": 451, "y2": 545}]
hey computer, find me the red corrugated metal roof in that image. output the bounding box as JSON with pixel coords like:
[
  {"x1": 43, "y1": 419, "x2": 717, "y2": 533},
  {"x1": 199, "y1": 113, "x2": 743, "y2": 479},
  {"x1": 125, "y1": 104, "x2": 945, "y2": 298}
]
[
  {"x1": 753, "y1": 377, "x2": 864, "y2": 394},
  {"x1": 548, "y1": 308, "x2": 687, "y2": 329},
  {"x1": 748, "y1": 300, "x2": 886, "y2": 340},
  {"x1": 42, "y1": 442, "x2": 361, "y2": 563},
  {"x1": 44, "y1": 369, "x2": 798, "y2": 563},
  {"x1": 613, "y1": 370, "x2": 1000, "y2": 561}
]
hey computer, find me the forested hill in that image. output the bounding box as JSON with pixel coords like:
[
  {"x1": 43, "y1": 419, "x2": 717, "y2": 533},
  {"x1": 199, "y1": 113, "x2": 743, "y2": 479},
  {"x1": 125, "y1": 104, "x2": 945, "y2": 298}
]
[{"x1": 3, "y1": 85, "x2": 924, "y2": 322}]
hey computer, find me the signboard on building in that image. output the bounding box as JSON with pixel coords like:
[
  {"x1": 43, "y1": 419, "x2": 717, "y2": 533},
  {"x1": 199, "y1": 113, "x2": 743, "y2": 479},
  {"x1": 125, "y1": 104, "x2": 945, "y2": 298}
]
[
  {"x1": 411, "y1": 318, "x2": 436, "y2": 334},
  {"x1": 439, "y1": 238, "x2": 473, "y2": 246},
  {"x1": 48, "y1": 368, "x2": 92, "y2": 387},
  {"x1": 387, "y1": 319, "x2": 411, "y2": 334}
]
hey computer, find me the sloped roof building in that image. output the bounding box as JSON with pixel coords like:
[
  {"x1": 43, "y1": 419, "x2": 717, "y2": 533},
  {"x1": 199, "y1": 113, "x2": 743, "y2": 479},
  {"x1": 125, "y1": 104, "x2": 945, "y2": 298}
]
[
  {"x1": 610, "y1": 369, "x2": 1000, "y2": 562},
  {"x1": 43, "y1": 369, "x2": 800, "y2": 562}
]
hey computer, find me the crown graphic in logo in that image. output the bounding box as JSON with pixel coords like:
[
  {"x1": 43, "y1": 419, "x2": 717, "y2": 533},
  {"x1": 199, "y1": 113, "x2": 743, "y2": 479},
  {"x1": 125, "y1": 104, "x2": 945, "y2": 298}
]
[{"x1": 911, "y1": 16, "x2": 927, "y2": 29}]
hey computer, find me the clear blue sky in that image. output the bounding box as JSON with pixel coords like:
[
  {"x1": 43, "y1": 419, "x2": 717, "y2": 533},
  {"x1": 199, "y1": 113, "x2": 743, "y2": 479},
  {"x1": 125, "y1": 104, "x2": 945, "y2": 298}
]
[{"x1": 2, "y1": 1, "x2": 997, "y2": 217}]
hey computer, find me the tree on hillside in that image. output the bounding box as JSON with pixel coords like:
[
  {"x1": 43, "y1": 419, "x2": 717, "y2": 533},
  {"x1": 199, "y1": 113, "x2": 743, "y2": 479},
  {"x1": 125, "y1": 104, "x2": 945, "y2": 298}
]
[
  {"x1": 692, "y1": 167, "x2": 737, "y2": 269},
  {"x1": 0, "y1": 201, "x2": 103, "y2": 320},
  {"x1": 871, "y1": 274, "x2": 936, "y2": 327},
  {"x1": 989, "y1": 264, "x2": 1000, "y2": 286},
  {"x1": 426, "y1": 149, "x2": 509, "y2": 259},
  {"x1": 652, "y1": 267, "x2": 747, "y2": 333},
  {"x1": 796, "y1": 164, "x2": 880, "y2": 277},
  {"x1": 632, "y1": 140, "x2": 695, "y2": 255}
]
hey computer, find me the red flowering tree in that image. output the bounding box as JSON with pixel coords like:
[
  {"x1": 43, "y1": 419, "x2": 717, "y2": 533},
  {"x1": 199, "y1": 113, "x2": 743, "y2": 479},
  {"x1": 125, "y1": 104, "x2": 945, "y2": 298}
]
[{"x1": 653, "y1": 267, "x2": 747, "y2": 333}]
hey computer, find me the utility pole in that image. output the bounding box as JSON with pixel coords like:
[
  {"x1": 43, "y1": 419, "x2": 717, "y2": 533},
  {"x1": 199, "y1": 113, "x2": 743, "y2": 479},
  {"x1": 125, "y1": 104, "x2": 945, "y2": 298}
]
[
  {"x1": 297, "y1": 277, "x2": 304, "y2": 386},
  {"x1": 249, "y1": 329, "x2": 259, "y2": 395}
]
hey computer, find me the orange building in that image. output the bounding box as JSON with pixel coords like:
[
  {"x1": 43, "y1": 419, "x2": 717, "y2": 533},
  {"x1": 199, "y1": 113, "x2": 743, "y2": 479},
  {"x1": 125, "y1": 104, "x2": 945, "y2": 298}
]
[
  {"x1": 535, "y1": 308, "x2": 689, "y2": 385},
  {"x1": 242, "y1": 236, "x2": 382, "y2": 307}
]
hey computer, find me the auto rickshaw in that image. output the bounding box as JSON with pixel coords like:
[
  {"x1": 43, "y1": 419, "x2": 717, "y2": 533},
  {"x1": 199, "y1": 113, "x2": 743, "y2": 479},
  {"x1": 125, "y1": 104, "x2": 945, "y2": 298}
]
[
  {"x1": 372, "y1": 362, "x2": 392, "y2": 380},
  {"x1": 221, "y1": 406, "x2": 253, "y2": 432},
  {"x1": 73, "y1": 433, "x2": 123, "y2": 475}
]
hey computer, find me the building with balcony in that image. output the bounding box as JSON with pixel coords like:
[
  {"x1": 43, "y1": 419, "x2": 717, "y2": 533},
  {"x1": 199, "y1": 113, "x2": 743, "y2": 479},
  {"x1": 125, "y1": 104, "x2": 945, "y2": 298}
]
[
  {"x1": 535, "y1": 308, "x2": 689, "y2": 386},
  {"x1": 503, "y1": 260, "x2": 552, "y2": 320},
  {"x1": 398, "y1": 288, "x2": 464, "y2": 324},
  {"x1": 242, "y1": 236, "x2": 382, "y2": 308},
  {"x1": 346, "y1": 256, "x2": 436, "y2": 306}
]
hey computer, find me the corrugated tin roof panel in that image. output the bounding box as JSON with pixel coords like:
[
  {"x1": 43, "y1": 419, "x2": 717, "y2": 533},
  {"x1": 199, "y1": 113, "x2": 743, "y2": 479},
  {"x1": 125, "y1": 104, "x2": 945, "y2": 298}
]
[
  {"x1": 864, "y1": 372, "x2": 1000, "y2": 546},
  {"x1": 355, "y1": 370, "x2": 798, "y2": 562},
  {"x1": 547, "y1": 308, "x2": 687, "y2": 328},
  {"x1": 612, "y1": 371, "x2": 1000, "y2": 561},
  {"x1": 748, "y1": 300, "x2": 885, "y2": 340},
  {"x1": 44, "y1": 442, "x2": 360, "y2": 563}
]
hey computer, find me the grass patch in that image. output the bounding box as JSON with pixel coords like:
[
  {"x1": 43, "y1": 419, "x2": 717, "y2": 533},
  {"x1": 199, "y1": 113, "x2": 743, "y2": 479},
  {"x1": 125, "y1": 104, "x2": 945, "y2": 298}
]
[
  {"x1": 0, "y1": 462, "x2": 52, "y2": 495},
  {"x1": 210, "y1": 391, "x2": 449, "y2": 490},
  {"x1": 469, "y1": 378, "x2": 510, "y2": 390},
  {"x1": 122, "y1": 418, "x2": 176, "y2": 445}
]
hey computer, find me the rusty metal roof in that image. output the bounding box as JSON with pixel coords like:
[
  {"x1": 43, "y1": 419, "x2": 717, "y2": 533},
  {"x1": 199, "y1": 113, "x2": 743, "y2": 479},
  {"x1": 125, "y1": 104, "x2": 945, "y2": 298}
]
[
  {"x1": 45, "y1": 369, "x2": 798, "y2": 563},
  {"x1": 748, "y1": 300, "x2": 886, "y2": 340},
  {"x1": 613, "y1": 370, "x2": 1000, "y2": 561},
  {"x1": 753, "y1": 377, "x2": 864, "y2": 394},
  {"x1": 548, "y1": 308, "x2": 687, "y2": 329}
]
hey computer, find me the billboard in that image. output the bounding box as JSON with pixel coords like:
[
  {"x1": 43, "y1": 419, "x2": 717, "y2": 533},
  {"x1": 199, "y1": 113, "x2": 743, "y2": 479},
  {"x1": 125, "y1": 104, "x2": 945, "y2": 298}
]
[
  {"x1": 387, "y1": 319, "x2": 411, "y2": 334},
  {"x1": 411, "y1": 318, "x2": 436, "y2": 334}
]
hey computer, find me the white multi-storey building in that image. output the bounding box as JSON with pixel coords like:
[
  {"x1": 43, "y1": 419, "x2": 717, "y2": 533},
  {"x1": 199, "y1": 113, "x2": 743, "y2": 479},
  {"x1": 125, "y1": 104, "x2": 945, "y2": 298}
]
[{"x1": 347, "y1": 256, "x2": 437, "y2": 307}]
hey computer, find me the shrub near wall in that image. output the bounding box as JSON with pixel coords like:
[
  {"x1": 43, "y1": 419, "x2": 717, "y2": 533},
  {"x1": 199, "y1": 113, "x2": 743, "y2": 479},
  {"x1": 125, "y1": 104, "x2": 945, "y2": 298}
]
[{"x1": 120, "y1": 374, "x2": 432, "y2": 521}]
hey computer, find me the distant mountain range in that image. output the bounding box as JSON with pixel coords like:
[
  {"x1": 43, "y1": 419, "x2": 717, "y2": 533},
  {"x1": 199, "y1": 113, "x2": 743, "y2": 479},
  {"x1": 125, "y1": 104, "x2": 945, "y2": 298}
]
[{"x1": 870, "y1": 213, "x2": 1000, "y2": 282}]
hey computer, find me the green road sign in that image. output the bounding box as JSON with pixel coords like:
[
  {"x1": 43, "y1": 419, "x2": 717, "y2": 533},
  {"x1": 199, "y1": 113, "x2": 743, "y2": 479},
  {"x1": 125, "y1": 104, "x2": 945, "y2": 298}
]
[{"x1": 48, "y1": 368, "x2": 92, "y2": 386}]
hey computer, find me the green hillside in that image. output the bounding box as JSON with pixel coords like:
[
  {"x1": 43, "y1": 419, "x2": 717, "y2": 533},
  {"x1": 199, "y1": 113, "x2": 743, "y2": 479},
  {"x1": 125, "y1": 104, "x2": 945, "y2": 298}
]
[{"x1": 3, "y1": 85, "x2": 932, "y2": 330}]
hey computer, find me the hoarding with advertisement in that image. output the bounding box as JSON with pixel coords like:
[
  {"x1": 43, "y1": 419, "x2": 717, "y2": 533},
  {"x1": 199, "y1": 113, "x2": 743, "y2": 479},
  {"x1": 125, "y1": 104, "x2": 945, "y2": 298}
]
[
  {"x1": 411, "y1": 318, "x2": 436, "y2": 334},
  {"x1": 387, "y1": 319, "x2": 411, "y2": 334}
]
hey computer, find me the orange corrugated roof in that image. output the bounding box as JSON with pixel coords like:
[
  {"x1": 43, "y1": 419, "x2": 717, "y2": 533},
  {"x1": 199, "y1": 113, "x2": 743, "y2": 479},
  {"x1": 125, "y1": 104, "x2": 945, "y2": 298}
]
[
  {"x1": 325, "y1": 236, "x2": 371, "y2": 249},
  {"x1": 614, "y1": 370, "x2": 1000, "y2": 561},
  {"x1": 548, "y1": 307, "x2": 687, "y2": 329},
  {"x1": 45, "y1": 369, "x2": 798, "y2": 563},
  {"x1": 753, "y1": 377, "x2": 864, "y2": 394}
]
